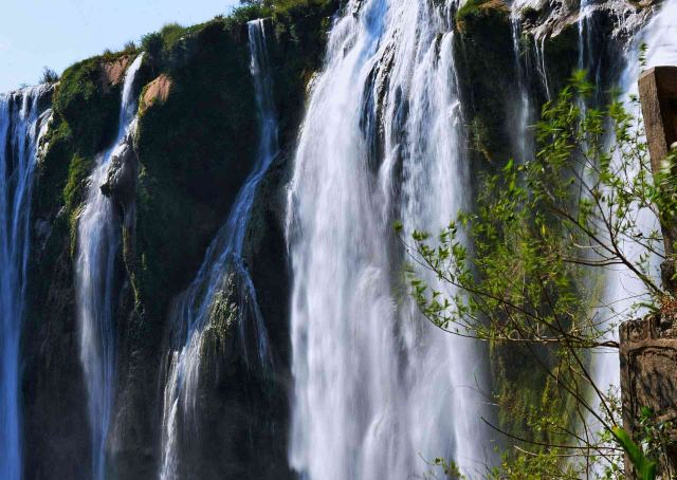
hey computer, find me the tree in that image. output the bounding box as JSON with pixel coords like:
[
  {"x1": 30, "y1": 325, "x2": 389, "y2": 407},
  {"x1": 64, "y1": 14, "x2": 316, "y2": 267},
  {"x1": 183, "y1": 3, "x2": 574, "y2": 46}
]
[
  {"x1": 40, "y1": 67, "x2": 59, "y2": 84},
  {"x1": 400, "y1": 72, "x2": 677, "y2": 478}
]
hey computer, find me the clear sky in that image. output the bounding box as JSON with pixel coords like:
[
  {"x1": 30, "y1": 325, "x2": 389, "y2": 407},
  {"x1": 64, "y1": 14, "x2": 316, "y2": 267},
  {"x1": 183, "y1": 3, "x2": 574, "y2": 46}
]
[{"x1": 0, "y1": 0, "x2": 240, "y2": 92}]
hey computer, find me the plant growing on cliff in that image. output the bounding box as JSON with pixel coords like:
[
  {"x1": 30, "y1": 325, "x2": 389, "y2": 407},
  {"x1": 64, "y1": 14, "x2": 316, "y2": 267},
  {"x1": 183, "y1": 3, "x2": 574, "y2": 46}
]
[
  {"x1": 400, "y1": 72, "x2": 677, "y2": 478},
  {"x1": 40, "y1": 67, "x2": 59, "y2": 84}
]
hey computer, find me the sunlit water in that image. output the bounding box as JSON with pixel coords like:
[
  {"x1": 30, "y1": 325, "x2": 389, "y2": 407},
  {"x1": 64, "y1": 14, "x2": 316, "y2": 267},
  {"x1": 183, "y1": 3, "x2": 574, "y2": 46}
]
[
  {"x1": 286, "y1": 1, "x2": 493, "y2": 478},
  {"x1": 75, "y1": 53, "x2": 143, "y2": 480},
  {"x1": 0, "y1": 85, "x2": 51, "y2": 480},
  {"x1": 159, "y1": 18, "x2": 277, "y2": 480}
]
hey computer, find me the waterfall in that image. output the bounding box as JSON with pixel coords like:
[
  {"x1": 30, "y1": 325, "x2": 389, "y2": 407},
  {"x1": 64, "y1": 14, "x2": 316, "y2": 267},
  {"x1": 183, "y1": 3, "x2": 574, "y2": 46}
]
[
  {"x1": 592, "y1": 0, "x2": 677, "y2": 406},
  {"x1": 510, "y1": 4, "x2": 534, "y2": 163},
  {"x1": 0, "y1": 85, "x2": 51, "y2": 480},
  {"x1": 75, "y1": 53, "x2": 143, "y2": 480},
  {"x1": 159, "y1": 18, "x2": 276, "y2": 480},
  {"x1": 286, "y1": 1, "x2": 491, "y2": 479},
  {"x1": 577, "y1": 1, "x2": 677, "y2": 474}
]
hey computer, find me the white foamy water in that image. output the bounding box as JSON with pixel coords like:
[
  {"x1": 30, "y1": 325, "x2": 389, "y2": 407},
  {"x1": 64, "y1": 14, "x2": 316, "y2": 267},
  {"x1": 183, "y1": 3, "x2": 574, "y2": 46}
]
[{"x1": 287, "y1": 1, "x2": 493, "y2": 478}]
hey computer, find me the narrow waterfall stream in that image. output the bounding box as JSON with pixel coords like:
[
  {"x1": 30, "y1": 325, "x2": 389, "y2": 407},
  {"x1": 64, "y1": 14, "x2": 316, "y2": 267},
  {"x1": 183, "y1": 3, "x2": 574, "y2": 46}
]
[
  {"x1": 0, "y1": 86, "x2": 51, "y2": 480},
  {"x1": 75, "y1": 53, "x2": 143, "y2": 480},
  {"x1": 287, "y1": 1, "x2": 491, "y2": 478},
  {"x1": 159, "y1": 18, "x2": 277, "y2": 480},
  {"x1": 509, "y1": 4, "x2": 534, "y2": 164}
]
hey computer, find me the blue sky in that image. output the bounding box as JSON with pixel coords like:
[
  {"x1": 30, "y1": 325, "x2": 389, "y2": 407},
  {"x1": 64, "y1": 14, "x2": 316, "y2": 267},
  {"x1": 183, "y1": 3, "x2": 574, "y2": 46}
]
[{"x1": 0, "y1": 0, "x2": 240, "y2": 92}]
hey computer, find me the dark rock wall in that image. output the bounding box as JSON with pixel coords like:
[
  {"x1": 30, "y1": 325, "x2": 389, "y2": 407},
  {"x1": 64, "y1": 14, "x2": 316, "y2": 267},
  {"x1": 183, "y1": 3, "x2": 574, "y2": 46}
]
[{"x1": 21, "y1": 3, "x2": 337, "y2": 479}]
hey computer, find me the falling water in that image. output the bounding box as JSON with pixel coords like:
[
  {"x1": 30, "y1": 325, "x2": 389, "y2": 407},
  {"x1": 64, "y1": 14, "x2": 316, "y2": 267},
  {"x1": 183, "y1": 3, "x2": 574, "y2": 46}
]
[
  {"x1": 510, "y1": 3, "x2": 534, "y2": 163},
  {"x1": 534, "y1": 35, "x2": 552, "y2": 100},
  {"x1": 287, "y1": 1, "x2": 491, "y2": 479},
  {"x1": 592, "y1": 0, "x2": 677, "y2": 403},
  {"x1": 159, "y1": 18, "x2": 276, "y2": 480},
  {"x1": 576, "y1": 2, "x2": 677, "y2": 475},
  {"x1": 75, "y1": 53, "x2": 144, "y2": 480},
  {"x1": 0, "y1": 85, "x2": 51, "y2": 480}
]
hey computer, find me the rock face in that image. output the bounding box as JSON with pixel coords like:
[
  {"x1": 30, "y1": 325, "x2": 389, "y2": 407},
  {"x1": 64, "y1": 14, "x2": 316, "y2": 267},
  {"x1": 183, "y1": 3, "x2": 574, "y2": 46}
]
[
  {"x1": 518, "y1": 0, "x2": 655, "y2": 40},
  {"x1": 639, "y1": 66, "x2": 677, "y2": 286},
  {"x1": 22, "y1": 4, "x2": 338, "y2": 478},
  {"x1": 620, "y1": 315, "x2": 677, "y2": 477},
  {"x1": 141, "y1": 74, "x2": 172, "y2": 110},
  {"x1": 101, "y1": 129, "x2": 138, "y2": 220},
  {"x1": 101, "y1": 55, "x2": 133, "y2": 91}
]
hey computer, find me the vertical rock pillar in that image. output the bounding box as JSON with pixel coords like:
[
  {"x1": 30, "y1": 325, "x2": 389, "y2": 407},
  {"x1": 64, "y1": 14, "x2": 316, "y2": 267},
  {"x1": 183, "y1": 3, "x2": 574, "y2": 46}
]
[
  {"x1": 639, "y1": 66, "x2": 677, "y2": 289},
  {"x1": 620, "y1": 66, "x2": 677, "y2": 478}
]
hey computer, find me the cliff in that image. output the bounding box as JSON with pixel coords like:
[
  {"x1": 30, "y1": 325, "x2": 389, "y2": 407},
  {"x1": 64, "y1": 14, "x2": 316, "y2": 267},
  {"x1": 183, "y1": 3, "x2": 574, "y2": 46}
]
[
  {"x1": 21, "y1": 3, "x2": 336, "y2": 478},
  {"x1": 8, "y1": 0, "x2": 662, "y2": 478}
]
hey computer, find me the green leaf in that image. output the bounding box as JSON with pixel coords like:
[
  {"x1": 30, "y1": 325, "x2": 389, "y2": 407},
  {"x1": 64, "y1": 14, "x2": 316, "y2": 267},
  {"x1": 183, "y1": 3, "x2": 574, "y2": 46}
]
[{"x1": 612, "y1": 426, "x2": 657, "y2": 480}]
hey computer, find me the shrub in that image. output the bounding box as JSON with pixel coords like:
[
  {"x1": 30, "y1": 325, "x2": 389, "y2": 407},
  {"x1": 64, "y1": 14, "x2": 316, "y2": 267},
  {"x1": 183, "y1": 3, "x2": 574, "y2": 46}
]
[{"x1": 40, "y1": 67, "x2": 59, "y2": 84}]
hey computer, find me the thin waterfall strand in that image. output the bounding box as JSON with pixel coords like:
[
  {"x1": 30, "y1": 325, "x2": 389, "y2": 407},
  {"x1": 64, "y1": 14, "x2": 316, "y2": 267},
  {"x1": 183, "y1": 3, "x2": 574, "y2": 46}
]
[
  {"x1": 0, "y1": 85, "x2": 51, "y2": 480},
  {"x1": 159, "y1": 18, "x2": 277, "y2": 480},
  {"x1": 75, "y1": 53, "x2": 144, "y2": 480},
  {"x1": 510, "y1": 4, "x2": 534, "y2": 163}
]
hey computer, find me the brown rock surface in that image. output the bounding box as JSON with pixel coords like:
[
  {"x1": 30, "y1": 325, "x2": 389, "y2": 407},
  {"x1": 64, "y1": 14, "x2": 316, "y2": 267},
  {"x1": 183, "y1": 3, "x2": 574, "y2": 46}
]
[
  {"x1": 142, "y1": 74, "x2": 172, "y2": 109},
  {"x1": 620, "y1": 314, "x2": 677, "y2": 477},
  {"x1": 639, "y1": 66, "x2": 677, "y2": 285},
  {"x1": 101, "y1": 54, "x2": 132, "y2": 91}
]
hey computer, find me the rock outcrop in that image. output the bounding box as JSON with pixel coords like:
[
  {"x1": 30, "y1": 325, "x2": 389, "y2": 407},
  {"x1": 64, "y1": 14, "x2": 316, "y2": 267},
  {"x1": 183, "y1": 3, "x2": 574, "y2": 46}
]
[
  {"x1": 141, "y1": 74, "x2": 172, "y2": 111},
  {"x1": 620, "y1": 315, "x2": 677, "y2": 477},
  {"x1": 101, "y1": 54, "x2": 133, "y2": 91}
]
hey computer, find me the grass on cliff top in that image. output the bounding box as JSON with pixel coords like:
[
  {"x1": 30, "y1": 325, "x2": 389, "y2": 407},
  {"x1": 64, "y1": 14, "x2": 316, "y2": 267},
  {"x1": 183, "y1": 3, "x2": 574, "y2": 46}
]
[
  {"x1": 456, "y1": 0, "x2": 509, "y2": 33},
  {"x1": 233, "y1": 0, "x2": 336, "y2": 19}
]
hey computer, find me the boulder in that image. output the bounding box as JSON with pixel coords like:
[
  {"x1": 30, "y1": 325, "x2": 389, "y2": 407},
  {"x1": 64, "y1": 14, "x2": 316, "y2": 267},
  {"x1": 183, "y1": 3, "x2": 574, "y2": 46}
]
[{"x1": 101, "y1": 128, "x2": 138, "y2": 222}]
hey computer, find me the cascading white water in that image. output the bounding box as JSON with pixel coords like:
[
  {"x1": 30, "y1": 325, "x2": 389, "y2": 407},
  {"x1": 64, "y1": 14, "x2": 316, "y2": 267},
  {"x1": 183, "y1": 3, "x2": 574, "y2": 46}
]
[
  {"x1": 75, "y1": 53, "x2": 143, "y2": 480},
  {"x1": 573, "y1": 3, "x2": 677, "y2": 475},
  {"x1": 159, "y1": 18, "x2": 276, "y2": 480},
  {"x1": 287, "y1": 1, "x2": 491, "y2": 478},
  {"x1": 0, "y1": 85, "x2": 51, "y2": 480}
]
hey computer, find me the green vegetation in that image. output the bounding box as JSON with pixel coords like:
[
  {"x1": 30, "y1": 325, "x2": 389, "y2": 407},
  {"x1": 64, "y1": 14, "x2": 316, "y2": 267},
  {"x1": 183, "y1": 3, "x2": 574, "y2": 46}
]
[
  {"x1": 456, "y1": 0, "x2": 509, "y2": 34},
  {"x1": 235, "y1": 0, "x2": 336, "y2": 19},
  {"x1": 53, "y1": 57, "x2": 121, "y2": 155},
  {"x1": 402, "y1": 73, "x2": 677, "y2": 477},
  {"x1": 40, "y1": 67, "x2": 59, "y2": 84}
]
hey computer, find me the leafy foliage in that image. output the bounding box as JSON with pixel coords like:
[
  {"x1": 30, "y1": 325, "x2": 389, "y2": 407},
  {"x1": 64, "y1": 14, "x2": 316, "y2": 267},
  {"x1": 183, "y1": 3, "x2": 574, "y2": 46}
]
[
  {"x1": 405, "y1": 72, "x2": 671, "y2": 349},
  {"x1": 401, "y1": 72, "x2": 677, "y2": 476},
  {"x1": 40, "y1": 67, "x2": 59, "y2": 84},
  {"x1": 612, "y1": 426, "x2": 656, "y2": 480}
]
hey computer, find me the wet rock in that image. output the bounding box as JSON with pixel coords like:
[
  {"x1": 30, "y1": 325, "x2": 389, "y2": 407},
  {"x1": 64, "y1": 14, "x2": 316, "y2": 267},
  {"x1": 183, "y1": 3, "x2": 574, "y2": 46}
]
[
  {"x1": 101, "y1": 131, "x2": 138, "y2": 221},
  {"x1": 516, "y1": 0, "x2": 657, "y2": 42}
]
